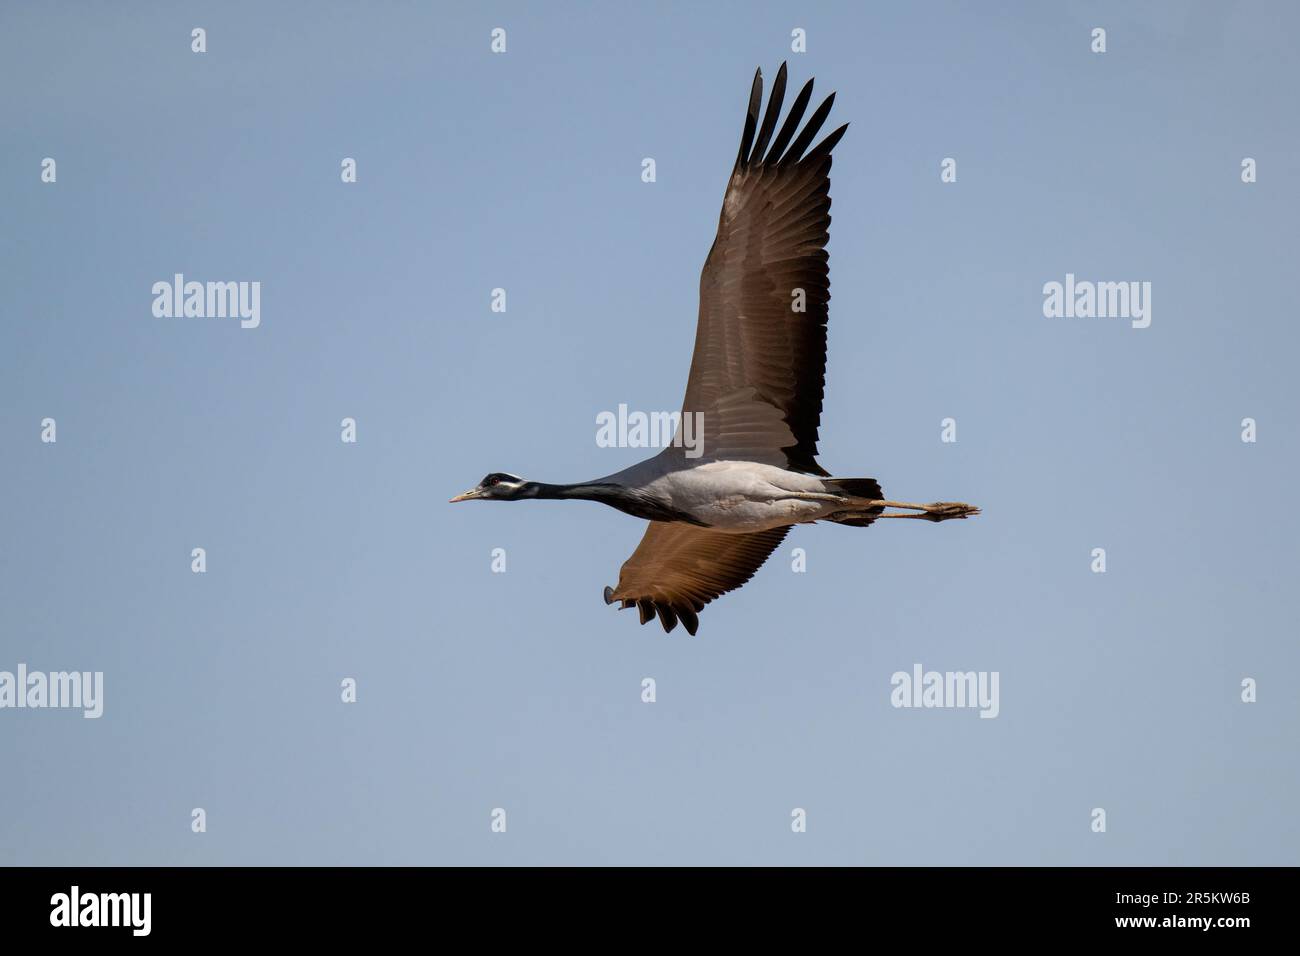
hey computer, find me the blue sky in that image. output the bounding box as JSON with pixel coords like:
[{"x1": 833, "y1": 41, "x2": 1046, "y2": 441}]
[{"x1": 1, "y1": 1, "x2": 1297, "y2": 864}]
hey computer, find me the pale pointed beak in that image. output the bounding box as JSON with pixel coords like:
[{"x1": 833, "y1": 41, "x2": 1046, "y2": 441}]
[{"x1": 449, "y1": 488, "x2": 482, "y2": 503}]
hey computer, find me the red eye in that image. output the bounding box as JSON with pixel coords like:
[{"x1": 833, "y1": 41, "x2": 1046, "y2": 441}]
[{"x1": 486, "y1": 477, "x2": 499, "y2": 486}]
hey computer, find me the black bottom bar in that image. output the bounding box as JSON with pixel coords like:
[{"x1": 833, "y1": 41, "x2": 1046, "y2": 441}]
[{"x1": 0, "y1": 866, "x2": 1283, "y2": 940}]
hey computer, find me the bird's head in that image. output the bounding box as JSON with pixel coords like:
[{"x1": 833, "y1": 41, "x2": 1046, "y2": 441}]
[{"x1": 449, "y1": 472, "x2": 531, "y2": 503}]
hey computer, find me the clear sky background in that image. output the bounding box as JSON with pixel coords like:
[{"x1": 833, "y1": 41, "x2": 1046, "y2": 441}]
[{"x1": 2, "y1": 1, "x2": 1297, "y2": 865}]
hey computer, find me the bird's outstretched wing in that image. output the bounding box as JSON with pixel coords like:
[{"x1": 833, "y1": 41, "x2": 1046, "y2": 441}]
[
  {"x1": 604, "y1": 523, "x2": 790, "y2": 635},
  {"x1": 678, "y1": 62, "x2": 848, "y2": 476}
]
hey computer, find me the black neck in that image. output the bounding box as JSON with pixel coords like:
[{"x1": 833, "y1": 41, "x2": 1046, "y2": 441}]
[
  {"x1": 523, "y1": 481, "x2": 621, "y2": 502},
  {"x1": 519, "y1": 480, "x2": 708, "y2": 526}
]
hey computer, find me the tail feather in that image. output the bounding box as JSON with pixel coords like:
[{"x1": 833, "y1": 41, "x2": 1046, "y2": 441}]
[
  {"x1": 824, "y1": 477, "x2": 885, "y2": 527},
  {"x1": 824, "y1": 477, "x2": 882, "y2": 500},
  {"x1": 830, "y1": 514, "x2": 880, "y2": 527}
]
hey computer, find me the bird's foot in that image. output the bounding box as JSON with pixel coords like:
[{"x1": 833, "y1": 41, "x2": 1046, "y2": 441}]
[{"x1": 918, "y1": 501, "x2": 980, "y2": 522}]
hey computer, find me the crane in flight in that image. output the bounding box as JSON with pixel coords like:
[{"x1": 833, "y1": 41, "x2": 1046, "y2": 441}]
[{"x1": 452, "y1": 64, "x2": 979, "y2": 634}]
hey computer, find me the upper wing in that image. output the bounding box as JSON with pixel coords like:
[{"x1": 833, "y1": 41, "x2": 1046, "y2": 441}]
[
  {"x1": 680, "y1": 63, "x2": 848, "y2": 476},
  {"x1": 603, "y1": 522, "x2": 790, "y2": 635}
]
